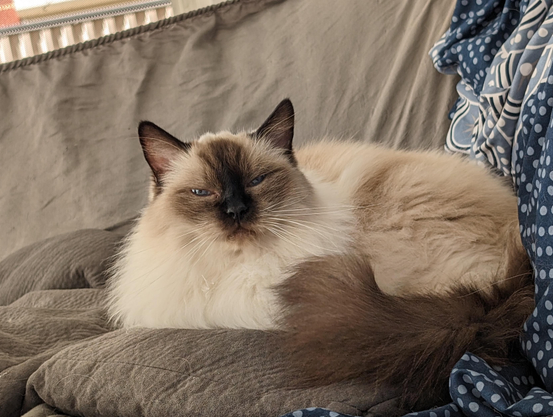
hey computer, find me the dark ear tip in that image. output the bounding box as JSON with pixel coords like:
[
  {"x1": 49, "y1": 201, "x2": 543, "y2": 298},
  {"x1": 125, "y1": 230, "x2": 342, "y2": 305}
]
[
  {"x1": 138, "y1": 121, "x2": 157, "y2": 137},
  {"x1": 278, "y1": 98, "x2": 294, "y2": 114}
]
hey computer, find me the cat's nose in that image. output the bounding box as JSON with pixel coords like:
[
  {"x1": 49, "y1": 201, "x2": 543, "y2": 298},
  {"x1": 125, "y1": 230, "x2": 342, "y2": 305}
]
[{"x1": 226, "y1": 202, "x2": 248, "y2": 222}]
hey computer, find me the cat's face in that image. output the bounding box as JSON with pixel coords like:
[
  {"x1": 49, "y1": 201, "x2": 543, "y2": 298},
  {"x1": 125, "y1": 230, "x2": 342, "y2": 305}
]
[{"x1": 139, "y1": 99, "x2": 314, "y2": 247}]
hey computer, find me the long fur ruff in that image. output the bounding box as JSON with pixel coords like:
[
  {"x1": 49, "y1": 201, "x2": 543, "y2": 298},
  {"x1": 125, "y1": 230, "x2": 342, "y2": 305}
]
[{"x1": 276, "y1": 251, "x2": 534, "y2": 410}]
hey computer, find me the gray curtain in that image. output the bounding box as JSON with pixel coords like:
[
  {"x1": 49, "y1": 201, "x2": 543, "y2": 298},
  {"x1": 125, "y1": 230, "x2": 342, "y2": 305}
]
[{"x1": 0, "y1": 0, "x2": 458, "y2": 260}]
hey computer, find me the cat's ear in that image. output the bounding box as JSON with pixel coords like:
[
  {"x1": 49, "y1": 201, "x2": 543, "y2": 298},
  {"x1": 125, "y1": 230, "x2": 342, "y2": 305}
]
[
  {"x1": 254, "y1": 99, "x2": 295, "y2": 163},
  {"x1": 138, "y1": 121, "x2": 191, "y2": 186}
]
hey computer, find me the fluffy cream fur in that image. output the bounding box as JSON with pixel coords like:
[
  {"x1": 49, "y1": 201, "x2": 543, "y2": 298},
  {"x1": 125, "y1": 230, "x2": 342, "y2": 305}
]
[
  {"x1": 295, "y1": 140, "x2": 521, "y2": 295},
  {"x1": 108, "y1": 134, "x2": 355, "y2": 329},
  {"x1": 108, "y1": 109, "x2": 522, "y2": 330}
]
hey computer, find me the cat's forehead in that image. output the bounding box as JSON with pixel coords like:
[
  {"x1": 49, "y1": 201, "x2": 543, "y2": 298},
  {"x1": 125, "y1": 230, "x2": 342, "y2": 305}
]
[
  {"x1": 194, "y1": 132, "x2": 252, "y2": 169},
  {"x1": 196, "y1": 131, "x2": 248, "y2": 144},
  {"x1": 192, "y1": 131, "x2": 284, "y2": 170},
  {"x1": 165, "y1": 131, "x2": 288, "y2": 188}
]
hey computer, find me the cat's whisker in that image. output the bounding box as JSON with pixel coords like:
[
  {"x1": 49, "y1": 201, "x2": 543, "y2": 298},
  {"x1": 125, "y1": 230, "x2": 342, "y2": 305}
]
[
  {"x1": 270, "y1": 202, "x2": 383, "y2": 213},
  {"x1": 269, "y1": 224, "x2": 344, "y2": 255},
  {"x1": 261, "y1": 212, "x2": 350, "y2": 220},
  {"x1": 265, "y1": 211, "x2": 352, "y2": 218},
  {"x1": 265, "y1": 226, "x2": 320, "y2": 257},
  {"x1": 261, "y1": 196, "x2": 308, "y2": 212},
  {"x1": 268, "y1": 208, "x2": 352, "y2": 214},
  {"x1": 260, "y1": 200, "x2": 299, "y2": 213},
  {"x1": 178, "y1": 233, "x2": 208, "y2": 253},
  {"x1": 188, "y1": 233, "x2": 221, "y2": 270},
  {"x1": 262, "y1": 196, "x2": 306, "y2": 210},
  {"x1": 264, "y1": 216, "x2": 344, "y2": 235},
  {"x1": 262, "y1": 212, "x2": 348, "y2": 229},
  {"x1": 176, "y1": 224, "x2": 209, "y2": 237},
  {"x1": 185, "y1": 235, "x2": 212, "y2": 260},
  {"x1": 264, "y1": 221, "x2": 344, "y2": 255},
  {"x1": 264, "y1": 212, "x2": 349, "y2": 224},
  {"x1": 263, "y1": 200, "x2": 359, "y2": 212},
  {"x1": 117, "y1": 226, "x2": 208, "y2": 257},
  {"x1": 457, "y1": 271, "x2": 532, "y2": 297},
  {"x1": 270, "y1": 205, "x2": 357, "y2": 212}
]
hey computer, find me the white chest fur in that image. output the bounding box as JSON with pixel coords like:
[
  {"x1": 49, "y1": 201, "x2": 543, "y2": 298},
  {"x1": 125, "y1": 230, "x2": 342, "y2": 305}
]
[
  {"x1": 109, "y1": 238, "x2": 282, "y2": 329},
  {"x1": 107, "y1": 174, "x2": 354, "y2": 330}
]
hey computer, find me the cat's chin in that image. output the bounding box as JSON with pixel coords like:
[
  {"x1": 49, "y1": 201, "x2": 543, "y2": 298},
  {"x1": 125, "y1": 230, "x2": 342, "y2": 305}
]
[{"x1": 225, "y1": 225, "x2": 258, "y2": 242}]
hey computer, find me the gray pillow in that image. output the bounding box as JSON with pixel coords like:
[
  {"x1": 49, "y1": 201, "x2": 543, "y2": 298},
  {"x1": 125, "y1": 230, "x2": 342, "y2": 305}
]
[
  {"x1": 1, "y1": 289, "x2": 110, "y2": 417},
  {"x1": 27, "y1": 328, "x2": 405, "y2": 416},
  {"x1": 0, "y1": 229, "x2": 122, "y2": 305}
]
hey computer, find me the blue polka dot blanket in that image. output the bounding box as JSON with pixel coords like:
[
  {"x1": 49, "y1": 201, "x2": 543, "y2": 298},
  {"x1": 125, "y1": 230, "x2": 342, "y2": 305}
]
[{"x1": 281, "y1": 1, "x2": 553, "y2": 416}]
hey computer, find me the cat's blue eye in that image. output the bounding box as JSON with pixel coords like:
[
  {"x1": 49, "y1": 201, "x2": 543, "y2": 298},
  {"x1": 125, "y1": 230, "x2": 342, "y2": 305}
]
[
  {"x1": 249, "y1": 174, "x2": 266, "y2": 187},
  {"x1": 191, "y1": 189, "x2": 212, "y2": 196}
]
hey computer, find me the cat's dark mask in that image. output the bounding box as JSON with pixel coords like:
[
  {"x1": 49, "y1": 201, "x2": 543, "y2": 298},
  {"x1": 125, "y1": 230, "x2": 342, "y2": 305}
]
[{"x1": 137, "y1": 99, "x2": 311, "y2": 240}]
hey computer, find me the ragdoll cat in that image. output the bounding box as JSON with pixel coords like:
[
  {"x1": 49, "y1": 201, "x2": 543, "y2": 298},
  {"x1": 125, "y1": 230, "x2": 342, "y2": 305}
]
[{"x1": 108, "y1": 99, "x2": 533, "y2": 409}]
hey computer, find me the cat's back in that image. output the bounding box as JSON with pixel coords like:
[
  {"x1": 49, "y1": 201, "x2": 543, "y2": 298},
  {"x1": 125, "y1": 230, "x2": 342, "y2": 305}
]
[
  {"x1": 295, "y1": 140, "x2": 385, "y2": 185},
  {"x1": 296, "y1": 140, "x2": 522, "y2": 295},
  {"x1": 295, "y1": 139, "x2": 516, "y2": 222}
]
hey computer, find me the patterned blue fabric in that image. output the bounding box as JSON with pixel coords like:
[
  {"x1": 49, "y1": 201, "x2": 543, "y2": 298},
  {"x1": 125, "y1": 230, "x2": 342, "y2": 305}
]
[
  {"x1": 431, "y1": 0, "x2": 553, "y2": 175},
  {"x1": 284, "y1": 1, "x2": 553, "y2": 417},
  {"x1": 279, "y1": 408, "x2": 356, "y2": 417},
  {"x1": 418, "y1": 0, "x2": 553, "y2": 416}
]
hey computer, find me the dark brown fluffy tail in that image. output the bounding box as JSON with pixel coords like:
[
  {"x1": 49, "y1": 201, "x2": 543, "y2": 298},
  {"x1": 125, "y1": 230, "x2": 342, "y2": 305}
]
[{"x1": 276, "y1": 253, "x2": 534, "y2": 411}]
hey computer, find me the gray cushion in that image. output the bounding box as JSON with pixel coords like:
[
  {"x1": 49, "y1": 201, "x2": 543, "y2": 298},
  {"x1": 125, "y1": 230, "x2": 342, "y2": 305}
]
[
  {"x1": 0, "y1": 229, "x2": 122, "y2": 305},
  {"x1": 0, "y1": 289, "x2": 110, "y2": 417},
  {"x1": 27, "y1": 328, "x2": 404, "y2": 416}
]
